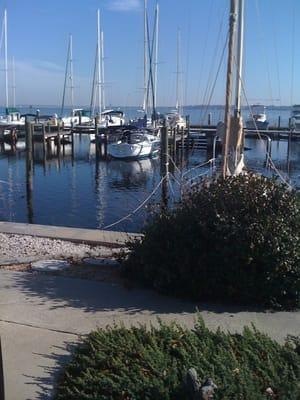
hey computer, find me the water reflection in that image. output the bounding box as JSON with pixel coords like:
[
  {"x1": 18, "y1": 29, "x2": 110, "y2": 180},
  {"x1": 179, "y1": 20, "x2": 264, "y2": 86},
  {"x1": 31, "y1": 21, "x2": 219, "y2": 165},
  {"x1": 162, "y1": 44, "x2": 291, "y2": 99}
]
[{"x1": 1, "y1": 132, "x2": 300, "y2": 231}]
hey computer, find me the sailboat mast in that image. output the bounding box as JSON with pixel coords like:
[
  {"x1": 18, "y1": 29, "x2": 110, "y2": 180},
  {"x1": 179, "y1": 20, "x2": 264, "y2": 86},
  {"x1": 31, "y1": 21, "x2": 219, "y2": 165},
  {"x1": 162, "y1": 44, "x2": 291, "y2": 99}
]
[
  {"x1": 60, "y1": 35, "x2": 71, "y2": 117},
  {"x1": 12, "y1": 56, "x2": 16, "y2": 107},
  {"x1": 4, "y1": 9, "x2": 8, "y2": 108},
  {"x1": 222, "y1": 0, "x2": 238, "y2": 177},
  {"x1": 176, "y1": 29, "x2": 181, "y2": 114},
  {"x1": 143, "y1": 0, "x2": 148, "y2": 114},
  {"x1": 153, "y1": 3, "x2": 159, "y2": 115},
  {"x1": 101, "y1": 30, "x2": 105, "y2": 111},
  {"x1": 69, "y1": 34, "x2": 74, "y2": 110},
  {"x1": 234, "y1": 0, "x2": 244, "y2": 117},
  {"x1": 97, "y1": 9, "x2": 102, "y2": 116},
  {"x1": 90, "y1": 48, "x2": 97, "y2": 116}
]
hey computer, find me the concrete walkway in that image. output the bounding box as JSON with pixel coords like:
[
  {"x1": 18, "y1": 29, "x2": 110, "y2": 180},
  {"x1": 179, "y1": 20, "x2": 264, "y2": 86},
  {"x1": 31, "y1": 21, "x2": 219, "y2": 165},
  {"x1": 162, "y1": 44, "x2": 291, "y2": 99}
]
[
  {"x1": 0, "y1": 221, "x2": 141, "y2": 247},
  {"x1": 0, "y1": 269, "x2": 299, "y2": 400}
]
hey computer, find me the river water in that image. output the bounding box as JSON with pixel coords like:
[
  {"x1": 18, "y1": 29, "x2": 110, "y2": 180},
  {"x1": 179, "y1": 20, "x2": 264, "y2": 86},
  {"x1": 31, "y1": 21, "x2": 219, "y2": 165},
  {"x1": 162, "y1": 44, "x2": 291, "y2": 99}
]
[{"x1": 0, "y1": 105, "x2": 298, "y2": 232}]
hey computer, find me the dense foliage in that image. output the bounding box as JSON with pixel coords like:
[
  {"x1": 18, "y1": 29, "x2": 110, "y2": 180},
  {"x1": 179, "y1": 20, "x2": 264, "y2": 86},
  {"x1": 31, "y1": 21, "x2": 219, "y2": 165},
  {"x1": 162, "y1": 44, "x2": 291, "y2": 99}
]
[
  {"x1": 123, "y1": 174, "x2": 300, "y2": 309},
  {"x1": 54, "y1": 319, "x2": 300, "y2": 400}
]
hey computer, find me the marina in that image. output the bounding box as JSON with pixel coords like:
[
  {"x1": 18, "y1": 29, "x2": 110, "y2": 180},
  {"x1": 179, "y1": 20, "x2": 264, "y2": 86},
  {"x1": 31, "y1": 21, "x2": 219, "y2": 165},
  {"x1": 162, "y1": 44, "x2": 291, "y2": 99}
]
[
  {"x1": 0, "y1": 0, "x2": 298, "y2": 256},
  {"x1": 0, "y1": 105, "x2": 299, "y2": 233}
]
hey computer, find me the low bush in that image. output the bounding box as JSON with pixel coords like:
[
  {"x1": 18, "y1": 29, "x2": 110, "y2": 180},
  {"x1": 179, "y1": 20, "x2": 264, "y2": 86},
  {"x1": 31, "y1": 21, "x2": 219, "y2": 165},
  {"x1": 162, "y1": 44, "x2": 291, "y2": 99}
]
[
  {"x1": 54, "y1": 319, "x2": 300, "y2": 400},
  {"x1": 123, "y1": 174, "x2": 300, "y2": 309}
]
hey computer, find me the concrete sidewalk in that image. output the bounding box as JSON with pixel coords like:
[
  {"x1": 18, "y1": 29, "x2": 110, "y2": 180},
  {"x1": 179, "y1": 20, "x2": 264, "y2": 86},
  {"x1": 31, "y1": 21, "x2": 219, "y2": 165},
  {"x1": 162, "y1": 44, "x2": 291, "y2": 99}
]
[
  {"x1": 0, "y1": 269, "x2": 299, "y2": 399},
  {"x1": 0, "y1": 221, "x2": 141, "y2": 247}
]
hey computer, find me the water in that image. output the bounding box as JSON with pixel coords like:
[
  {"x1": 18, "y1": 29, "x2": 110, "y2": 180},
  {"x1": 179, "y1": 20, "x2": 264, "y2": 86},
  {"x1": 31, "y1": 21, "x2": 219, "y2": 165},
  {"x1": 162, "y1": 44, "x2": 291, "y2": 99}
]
[{"x1": 0, "y1": 105, "x2": 298, "y2": 232}]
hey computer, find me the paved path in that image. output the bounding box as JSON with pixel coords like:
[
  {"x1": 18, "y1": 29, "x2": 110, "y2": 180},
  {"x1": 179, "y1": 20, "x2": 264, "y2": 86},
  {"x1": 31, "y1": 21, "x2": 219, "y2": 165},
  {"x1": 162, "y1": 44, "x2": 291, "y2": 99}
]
[
  {"x1": 0, "y1": 269, "x2": 299, "y2": 400},
  {"x1": 0, "y1": 222, "x2": 140, "y2": 247}
]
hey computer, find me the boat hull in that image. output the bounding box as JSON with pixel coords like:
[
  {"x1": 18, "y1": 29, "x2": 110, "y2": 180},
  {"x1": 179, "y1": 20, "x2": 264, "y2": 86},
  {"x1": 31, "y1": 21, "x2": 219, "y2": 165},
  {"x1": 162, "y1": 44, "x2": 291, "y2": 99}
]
[
  {"x1": 107, "y1": 141, "x2": 159, "y2": 159},
  {"x1": 245, "y1": 120, "x2": 269, "y2": 130}
]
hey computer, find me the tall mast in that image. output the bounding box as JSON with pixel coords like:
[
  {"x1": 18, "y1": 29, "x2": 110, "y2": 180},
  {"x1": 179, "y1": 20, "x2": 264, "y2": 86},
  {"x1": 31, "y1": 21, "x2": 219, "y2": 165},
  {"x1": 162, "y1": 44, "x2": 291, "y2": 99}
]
[
  {"x1": 69, "y1": 34, "x2": 74, "y2": 110},
  {"x1": 97, "y1": 9, "x2": 102, "y2": 116},
  {"x1": 222, "y1": 0, "x2": 238, "y2": 177},
  {"x1": 101, "y1": 30, "x2": 105, "y2": 111},
  {"x1": 153, "y1": 3, "x2": 159, "y2": 115},
  {"x1": 90, "y1": 47, "x2": 97, "y2": 116},
  {"x1": 12, "y1": 56, "x2": 16, "y2": 107},
  {"x1": 4, "y1": 9, "x2": 8, "y2": 108},
  {"x1": 176, "y1": 29, "x2": 181, "y2": 114},
  {"x1": 234, "y1": 0, "x2": 244, "y2": 117},
  {"x1": 60, "y1": 35, "x2": 72, "y2": 117},
  {"x1": 143, "y1": 0, "x2": 148, "y2": 114}
]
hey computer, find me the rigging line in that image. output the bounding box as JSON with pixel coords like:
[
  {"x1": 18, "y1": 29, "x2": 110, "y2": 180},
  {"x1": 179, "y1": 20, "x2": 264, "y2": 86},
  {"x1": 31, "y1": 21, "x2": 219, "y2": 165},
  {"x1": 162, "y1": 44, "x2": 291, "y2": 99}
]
[
  {"x1": 182, "y1": 158, "x2": 214, "y2": 178},
  {"x1": 195, "y1": 0, "x2": 214, "y2": 105},
  {"x1": 199, "y1": 32, "x2": 229, "y2": 126},
  {"x1": 146, "y1": 8, "x2": 157, "y2": 117},
  {"x1": 184, "y1": 168, "x2": 213, "y2": 186},
  {"x1": 168, "y1": 176, "x2": 175, "y2": 197},
  {"x1": 199, "y1": 4, "x2": 227, "y2": 120},
  {"x1": 184, "y1": 7, "x2": 191, "y2": 107},
  {"x1": 254, "y1": 0, "x2": 274, "y2": 105},
  {"x1": 0, "y1": 16, "x2": 4, "y2": 54},
  {"x1": 290, "y1": 1, "x2": 295, "y2": 106},
  {"x1": 237, "y1": 60, "x2": 294, "y2": 189},
  {"x1": 270, "y1": 11, "x2": 282, "y2": 106},
  {"x1": 168, "y1": 171, "x2": 182, "y2": 187},
  {"x1": 102, "y1": 175, "x2": 166, "y2": 230}
]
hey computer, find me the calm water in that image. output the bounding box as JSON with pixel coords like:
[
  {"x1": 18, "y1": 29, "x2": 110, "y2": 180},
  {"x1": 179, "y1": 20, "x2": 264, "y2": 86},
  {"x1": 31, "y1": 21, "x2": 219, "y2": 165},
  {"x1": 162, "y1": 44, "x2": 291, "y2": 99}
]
[{"x1": 0, "y1": 105, "x2": 298, "y2": 232}]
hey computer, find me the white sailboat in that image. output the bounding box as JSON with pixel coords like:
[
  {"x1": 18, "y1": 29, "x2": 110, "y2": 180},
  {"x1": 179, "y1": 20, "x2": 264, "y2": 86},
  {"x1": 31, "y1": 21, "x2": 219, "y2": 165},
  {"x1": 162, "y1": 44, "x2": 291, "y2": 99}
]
[
  {"x1": 61, "y1": 35, "x2": 91, "y2": 128},
  {"x1": 0, "y1": 10, "x2": 25, "y2": 129},
  {"x1": 90, "y1": 10, "x2": 125, "y2": 137},
  {"x1": 107, "y1": 129, "x2": 160, "y2": 159},
  {"x1": 165, "y1": 29, "x2": 186, "y2": 129}
]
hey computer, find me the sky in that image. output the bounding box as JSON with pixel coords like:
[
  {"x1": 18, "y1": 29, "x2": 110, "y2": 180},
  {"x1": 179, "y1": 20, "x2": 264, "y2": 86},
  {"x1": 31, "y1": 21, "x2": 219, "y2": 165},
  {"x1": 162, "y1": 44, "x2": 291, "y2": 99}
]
[{"x1": 0, "y1": 0, "x2": 299, "y2": 107}]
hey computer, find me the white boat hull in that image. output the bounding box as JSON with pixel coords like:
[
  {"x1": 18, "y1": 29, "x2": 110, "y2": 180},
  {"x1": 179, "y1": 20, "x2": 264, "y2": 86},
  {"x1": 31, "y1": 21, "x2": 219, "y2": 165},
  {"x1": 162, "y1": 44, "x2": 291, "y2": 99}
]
[{"x1": 107, "y1": 140, "x2": 159, "y2": 159}]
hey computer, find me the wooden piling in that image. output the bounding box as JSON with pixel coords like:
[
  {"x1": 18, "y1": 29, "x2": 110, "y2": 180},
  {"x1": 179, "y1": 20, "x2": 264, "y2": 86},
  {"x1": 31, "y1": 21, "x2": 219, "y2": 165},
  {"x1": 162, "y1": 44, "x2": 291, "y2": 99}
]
[
  {"x1": 186, "y1": 115, "x2": 190, "y2": 152},
  {"x1": 25, "y1": 119, "x2": 34, "y2": 223},
  {"x1": 277, "y1": 116, "x2": 281, "y2": 128},
  {"x1": 160, "y1": 123, "x2": 169, "y2": 211},
  {"x1": 57, "y1": 122, "x2": 61, "y2": 155},
  {"x1": 172, "y1": 127, "x2": 176, "y2": 160},
  {"x1": 25, "y1": 119, "x2": 33, "y2": 156},
  {"x1": 160, "y1": 124, "x2": 169, "y2": 175},
  {"x1": 104, "y1": 130, "x2": 108, "y2": 159},
  {"x1": 208, "y1": 112, "x2": 212, "y2": 126},
  {"x1": 95, "y1": 118, "x2": 100, "y2": 159}
]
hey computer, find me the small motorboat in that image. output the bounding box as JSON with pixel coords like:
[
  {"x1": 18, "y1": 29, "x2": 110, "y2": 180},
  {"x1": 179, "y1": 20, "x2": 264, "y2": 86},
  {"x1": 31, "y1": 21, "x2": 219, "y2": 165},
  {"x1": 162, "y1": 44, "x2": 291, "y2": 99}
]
[
  {"x1": 107, "y1": 129, "x2": 160, "y2": 159},
  {"x1": 245, "y1": 104, "x2": 269, "y2": 130}
]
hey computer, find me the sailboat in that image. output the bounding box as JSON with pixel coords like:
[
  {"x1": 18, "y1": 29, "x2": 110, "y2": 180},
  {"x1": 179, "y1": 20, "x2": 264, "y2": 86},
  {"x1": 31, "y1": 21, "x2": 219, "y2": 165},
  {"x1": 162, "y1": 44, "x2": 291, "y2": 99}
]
[
  {"x1": 221, "y1": 0, "x2": 245, "y2": 177},
  {"x1": 61, "y1": 35, "x2": 91, "y2": 128},
  {"x1": 0, "y1": 10, "x2": 25, "y2": 129},
  {"x1": 165, "y1": 29, "x2": 186, "y2": 130},
  {"x1": 90, "y1": 10, "x2": 125, "y2": 136}
]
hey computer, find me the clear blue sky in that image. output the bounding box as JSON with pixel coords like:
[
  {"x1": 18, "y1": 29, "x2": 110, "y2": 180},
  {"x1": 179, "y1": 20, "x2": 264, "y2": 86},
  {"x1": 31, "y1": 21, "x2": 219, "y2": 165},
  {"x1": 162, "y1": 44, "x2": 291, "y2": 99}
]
[{"x1": 0, "y1": 0, "x2": 299, "y2": 107}]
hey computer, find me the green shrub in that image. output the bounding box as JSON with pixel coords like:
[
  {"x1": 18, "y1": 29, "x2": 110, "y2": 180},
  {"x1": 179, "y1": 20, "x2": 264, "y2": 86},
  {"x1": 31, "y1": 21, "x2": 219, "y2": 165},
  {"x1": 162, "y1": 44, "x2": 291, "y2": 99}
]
[
  {"x1": 123, "y1": 174, "x2": 300, "y2": 309},
  {"x1": 54, "y1": 319, "x2": 300, "y2": 400}
]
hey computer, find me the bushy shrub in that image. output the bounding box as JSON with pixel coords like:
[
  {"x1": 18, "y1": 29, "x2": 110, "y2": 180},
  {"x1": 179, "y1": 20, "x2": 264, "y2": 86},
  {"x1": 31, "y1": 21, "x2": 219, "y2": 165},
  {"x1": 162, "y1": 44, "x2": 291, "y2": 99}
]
[
  {"x1": 123, "y1": 174, "x2": 300, "y2": 309},
  {"x1": 54, "y1": 319, "x2": 300, "y2": 400}
]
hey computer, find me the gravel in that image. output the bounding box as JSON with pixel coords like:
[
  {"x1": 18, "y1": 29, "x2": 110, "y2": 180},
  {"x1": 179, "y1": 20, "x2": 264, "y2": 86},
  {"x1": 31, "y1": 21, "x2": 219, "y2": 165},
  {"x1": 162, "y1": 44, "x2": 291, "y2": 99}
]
[{"x1": 0, "y1": 233, "x2": 116, "y2": 265}]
